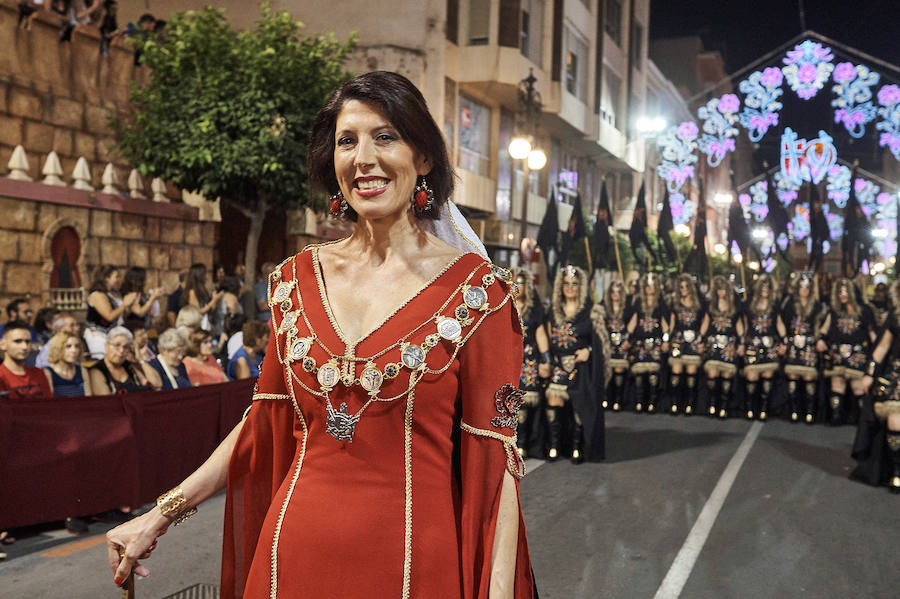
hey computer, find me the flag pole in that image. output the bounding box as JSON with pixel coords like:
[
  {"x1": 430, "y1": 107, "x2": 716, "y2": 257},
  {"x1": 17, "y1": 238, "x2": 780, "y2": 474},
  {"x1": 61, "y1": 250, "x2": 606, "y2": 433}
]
[
  {"x1": 584, "y1": 237, "x2": 593, "y2": 275},
  {"x1": 613, "y1": 229, "x2": 625, "y2": 282},
  {"x1": 739, "y1": 252, "x2": 748, "y2": 300}
]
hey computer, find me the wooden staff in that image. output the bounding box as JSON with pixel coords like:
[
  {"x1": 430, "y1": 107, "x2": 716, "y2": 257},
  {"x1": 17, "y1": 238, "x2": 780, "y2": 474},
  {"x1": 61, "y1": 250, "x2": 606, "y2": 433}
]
[
  {"x1": 739, "y1": 252, "x2": 748, "y2": 300},
  {"x1": 612, "y1": 229, "x2": 625, "y2": 282},
  {"x1": 118, "y1": 548, "x2": 135, "y2": 599},
  {"x1": 584, "y1": 236, "x2": 593, "y2": 275},
  {"x1": 704, "y1": 234, "x2": 713, "y2": 285}
]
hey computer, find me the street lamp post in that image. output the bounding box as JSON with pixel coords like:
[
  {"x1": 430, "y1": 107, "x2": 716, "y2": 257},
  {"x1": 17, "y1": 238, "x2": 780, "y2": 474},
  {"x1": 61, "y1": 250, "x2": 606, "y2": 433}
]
[{"x1": 510, "y1": 69, "x2": 547, "y2": 247}]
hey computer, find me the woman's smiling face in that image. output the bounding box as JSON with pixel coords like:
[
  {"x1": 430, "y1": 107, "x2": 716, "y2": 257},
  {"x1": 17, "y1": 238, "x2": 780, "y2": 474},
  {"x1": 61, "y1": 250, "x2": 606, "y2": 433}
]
[{"x1": 333, "y1": 99, "x2": 430, "y2": 221}]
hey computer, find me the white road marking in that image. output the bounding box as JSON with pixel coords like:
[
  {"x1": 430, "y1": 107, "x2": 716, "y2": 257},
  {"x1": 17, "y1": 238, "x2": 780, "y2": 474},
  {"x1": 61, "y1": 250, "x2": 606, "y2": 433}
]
[{"x1": 652, "y1": 421, "x2": 764, "y2": 599}]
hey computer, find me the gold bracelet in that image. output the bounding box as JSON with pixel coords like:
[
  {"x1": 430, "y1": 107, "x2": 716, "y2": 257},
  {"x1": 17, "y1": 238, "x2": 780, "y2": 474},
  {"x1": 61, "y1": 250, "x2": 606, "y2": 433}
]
[{"x1": 156, "y1": 486, "x2": 196, "y2": 526}]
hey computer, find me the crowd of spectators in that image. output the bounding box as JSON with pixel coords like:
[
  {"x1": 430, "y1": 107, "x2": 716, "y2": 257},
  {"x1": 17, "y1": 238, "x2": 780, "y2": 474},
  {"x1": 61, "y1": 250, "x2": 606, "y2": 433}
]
[
  {"x1": 15, "y1": 1, "x2": 165, "y2": 60},
  {"x1": 0, "y1": 262, "x2": 273, "y2": 544}
]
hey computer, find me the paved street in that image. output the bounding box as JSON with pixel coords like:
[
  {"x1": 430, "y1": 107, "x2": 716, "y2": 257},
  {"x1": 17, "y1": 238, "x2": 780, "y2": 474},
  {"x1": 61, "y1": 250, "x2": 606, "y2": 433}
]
[{"x1": 2, "y1": 412, "x2": 898, "y2": 598}]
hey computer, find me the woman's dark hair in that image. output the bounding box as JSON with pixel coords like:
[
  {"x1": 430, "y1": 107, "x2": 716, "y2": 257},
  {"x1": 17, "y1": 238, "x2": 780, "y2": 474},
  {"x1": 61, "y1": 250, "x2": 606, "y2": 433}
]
[
  {"x1": 217, "y1": 275, "x2": 242, "y2": 296},
  {"x1": 120, "y1": 267, "x2": 147, "y2": 296},
  {"x1": 307, "y1": 71, "x2": 454, "y2": 221},
  {"x1": 89, "y1": 265, "x2": 118, "y2": 293},
  {"x1": 224, "y1": 313, "x2": 247, "y2": 337},
  {"x1": 242, "y1": 320, "x2": 270, "y2": 348},
  {"x1": 180, "y1": 263, "x2": 210, "y2": 307},
  {"x1": 33, "y1": 307, "x2": 59, "y2": 336}
]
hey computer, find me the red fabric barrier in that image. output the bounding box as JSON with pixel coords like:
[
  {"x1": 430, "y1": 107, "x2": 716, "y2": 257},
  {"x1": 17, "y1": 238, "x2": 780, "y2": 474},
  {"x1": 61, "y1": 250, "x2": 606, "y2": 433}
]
[{"x1": 0, "y1": 379, "x2": 254, "y2": 529}]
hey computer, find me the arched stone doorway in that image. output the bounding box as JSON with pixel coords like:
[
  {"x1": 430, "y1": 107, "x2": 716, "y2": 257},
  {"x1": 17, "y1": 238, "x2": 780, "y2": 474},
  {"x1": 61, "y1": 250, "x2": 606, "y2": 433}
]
[{"x1": 42, "y1": 218, "x2": 90, "y2": 311}]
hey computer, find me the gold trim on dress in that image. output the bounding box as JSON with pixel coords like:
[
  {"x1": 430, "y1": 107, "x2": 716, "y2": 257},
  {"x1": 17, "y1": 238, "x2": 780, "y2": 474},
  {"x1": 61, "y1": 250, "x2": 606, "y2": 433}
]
[
  {"x1": 252, "y1": 393, "x2": 290, "y2": 401},
  {"x1": 460, "y1": 421, "x2": 525, "y2": 479}
]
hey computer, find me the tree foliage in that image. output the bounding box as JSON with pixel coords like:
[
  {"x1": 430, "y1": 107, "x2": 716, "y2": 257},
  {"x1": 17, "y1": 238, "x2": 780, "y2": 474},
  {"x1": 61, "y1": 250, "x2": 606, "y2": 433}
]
[{"x1": 112, "y1": 4, "x2": 356, "y2": 212}]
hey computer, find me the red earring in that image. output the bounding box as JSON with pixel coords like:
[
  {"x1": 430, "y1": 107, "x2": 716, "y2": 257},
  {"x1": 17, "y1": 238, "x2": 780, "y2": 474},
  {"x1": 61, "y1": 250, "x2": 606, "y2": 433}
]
[
  {"x1": 411, "y1": 177, "x2": 434, "y2": 215},
  {"x1": 329, "y1": 191, "x2": 348, "y2": 217}
]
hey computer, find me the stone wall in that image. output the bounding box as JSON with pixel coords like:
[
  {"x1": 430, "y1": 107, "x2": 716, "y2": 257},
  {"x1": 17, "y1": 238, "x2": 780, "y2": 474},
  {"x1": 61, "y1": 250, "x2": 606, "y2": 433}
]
[
  {"x1": 0, "y1": 0, "x2": 147, "y2": 193},
  {"x1": 0, "y1": 179, "x2": 216, "y2": 311}
]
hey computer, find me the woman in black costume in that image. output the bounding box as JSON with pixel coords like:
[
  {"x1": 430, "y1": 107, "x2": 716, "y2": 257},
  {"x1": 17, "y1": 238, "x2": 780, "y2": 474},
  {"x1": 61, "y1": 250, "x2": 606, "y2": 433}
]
[
  {"x1": 701, "y1": 275, "x2": 743, "y2": 418},
  {"x1": 741, "y1": 274, "x2": 784, "y2": 421},
  {"x1": 512, "y1": 268, "x2": 551, "y2": 458},
  {"x1": 627, "y1": 273, "x2": 668, "y2": 414},
  {"x1": 596, "y1": 279, "x2": 630, "y2": 412},
  {"x1": 546, "y1": 265, "x2": 605, "y2": 463},
  {"x1": 668, "y1": 274, "x2": 706, "y2": 415},
  {"x1": 817, "y1": 278, "x2": 878, "y2": 426},
  {"x1": 853, "y1": 279, "x2": 900, "y2": 493},
  {"x1": 781, "y1": 272, "x2": 824, "y2": 423}
]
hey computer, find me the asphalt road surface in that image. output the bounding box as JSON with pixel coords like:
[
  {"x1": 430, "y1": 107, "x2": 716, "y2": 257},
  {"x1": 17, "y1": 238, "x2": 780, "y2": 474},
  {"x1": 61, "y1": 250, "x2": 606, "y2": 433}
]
[{"x1": 3, "y1": 411, "x2": 898, "y2": 598}]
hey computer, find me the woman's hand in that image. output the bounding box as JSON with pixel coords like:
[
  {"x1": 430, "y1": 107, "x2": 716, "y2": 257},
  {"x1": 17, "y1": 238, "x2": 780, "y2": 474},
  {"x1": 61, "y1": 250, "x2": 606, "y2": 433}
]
[
  {"x1": 816, "y1": 339, "x2": 828, "y2": 353},
  {"x1": 860, "y1": 375, "x2": 873, "y2": 393},
  {"x1": 661, "y1": 342, "x2": 669, "y2": 354},
  {"x1": 106, "y1": 510, "x2": 170, "y2": 585},
  {"x1": 737, "y1": 345, "x2": 745, "y2": 357},
  {"x1": 574, "y1": 348, "x2": 591, "y2": 363},
  {"x1": 537, "y1": 363, "x2": 551, "y2": 378}
]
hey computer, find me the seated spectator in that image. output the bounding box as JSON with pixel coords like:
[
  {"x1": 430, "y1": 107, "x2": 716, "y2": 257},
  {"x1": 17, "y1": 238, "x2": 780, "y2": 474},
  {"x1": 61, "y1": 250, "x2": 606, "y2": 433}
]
[
  {"x1": 17, "y1": 1, "x2": 43, "y2": 31},
  {"x1": 33, "y1": 307, "x2": 59, "y2": 345},
  {"x1": 146, "y1": 329, "x2": 191, "y2": 389},
  {"x1": 184, "y1": 330, "x2": 228, "y2": 385},
  {"x1": 88, "y1": 327, "x2": 152, "y2": 394},
  {"x1": 0, "y1": 298, "x2": 38, "y2": 342},
  {"x1": 175, "y1": 304, "x2": 203, "y2": 336},
  {"x1": 227, "y1": 320, "x2": 268, "y2": 380},
  {"x1": 0, "y1": 322, "x2": 53, "y2": 399},
  {"x1": 224, "y1": 313, "x2": 247, "y2": 360},
  {"x1": 121, "y1": 267, "x2": 164, "y2": 332},
  {"x1": 35, "y1": 312, "x2": 80, "y2": 368},
  {"x1": 133, "y1": 328, "x2": 156, "y2": 362},
  {"x1": 43, "y1": 332, "x2": 92, "y2": 397}
]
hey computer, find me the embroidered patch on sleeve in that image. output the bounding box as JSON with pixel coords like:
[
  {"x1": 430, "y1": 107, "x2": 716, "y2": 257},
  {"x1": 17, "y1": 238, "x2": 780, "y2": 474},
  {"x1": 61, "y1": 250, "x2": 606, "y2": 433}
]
[{"x1": 490, "y1": 383, "x2": 526, "y2": 430}]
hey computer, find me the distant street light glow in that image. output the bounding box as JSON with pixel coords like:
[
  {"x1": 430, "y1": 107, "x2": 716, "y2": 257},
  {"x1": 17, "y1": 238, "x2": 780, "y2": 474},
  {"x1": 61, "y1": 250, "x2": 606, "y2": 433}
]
[
  {"x1": 636, "y1": 115, "x2": 667, "y2": 135},
  {"x1": 527, "y1": 148, "x2": 547, "y2": 170},
  {"x1": 675, "y1": 224, "x2": 691, "y2": 237},
  {"x1": 751, "y1": 227, "x2": 768, "y2": 240},
  {"x1": 873, "y1": 228, "x2": 888, "y2": 239},
  {"x1": 733, "y1": 253, "x2": 743, "y2": 263},
  {"x1": 713, "y1": 192, "x2": 733, "y2": 205},
  {"x1": 714, "y1": 243, "x2": 727, "y2": 254},
  {"x1": 748, "y1": 260, "x2": 760, "y2": 270},
  {"x1": 509, "y1": 137, "x2": 532, "y2": 160}
]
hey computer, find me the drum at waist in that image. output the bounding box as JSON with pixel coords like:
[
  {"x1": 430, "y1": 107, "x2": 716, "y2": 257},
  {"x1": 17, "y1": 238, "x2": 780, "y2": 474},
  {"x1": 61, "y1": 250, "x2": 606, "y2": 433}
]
[
  {"x1": 561, "y1": 355, "x2": 576, "y2": 373},
  {"x1": 683, "y1": 330, "x2": 696, "y2": 343}
]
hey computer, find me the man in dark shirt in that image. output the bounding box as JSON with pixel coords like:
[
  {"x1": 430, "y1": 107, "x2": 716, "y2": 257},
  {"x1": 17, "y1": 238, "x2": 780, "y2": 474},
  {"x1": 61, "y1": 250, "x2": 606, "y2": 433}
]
[
  {"x1": 0, "y1": 322, "x2": 52, "y2": 399},
  {"x1": 0, "y1": 298, "x2": 38, "y2": 342}
]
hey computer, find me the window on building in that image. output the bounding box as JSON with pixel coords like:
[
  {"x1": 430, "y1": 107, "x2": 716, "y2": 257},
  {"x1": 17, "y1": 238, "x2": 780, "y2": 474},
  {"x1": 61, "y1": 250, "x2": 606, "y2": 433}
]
[
  {"x1": 519, "y1": 0, "x2": 544, "y2": 62},
  {"x1": 602, "y1": 67, "x2": 622, "y2": 129},
  {"x1": 468, "y1": 0, "x2": 490, "y2": 45},
  {"x1": 631, "y1": 22, "x2": 643, "y2": 70},
  {"x1": 458, "y1": 95, "x2": 491, "y2": 176},
  {"x1": 564, "y1": 27, "x2": 587, "y2": 101},
  {"x1": 605, "y1": 0, "x2": 622, "y2": 46}
]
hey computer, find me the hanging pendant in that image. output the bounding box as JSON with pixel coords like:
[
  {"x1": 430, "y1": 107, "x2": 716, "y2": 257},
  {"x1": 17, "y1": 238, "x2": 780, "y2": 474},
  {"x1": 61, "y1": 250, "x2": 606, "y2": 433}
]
[
  {"x1": 325, "y1": 402, "x2": 360, "y2": 442},
  {"x1": 279, "y1": 311, "x2": 299, "y2": 333},
  {"x1": 401, "y1": 343, "x2": 426, "y2": 369},
  {"x1": 437, "y1": 316, "x2": 463, "y2": 341},
  {"x1": 287, "y1": 337, "x2": 313, "y2": 362},
  {"x1": 360, "y1": 362, "x2": 384, "y2": 393},
  {"x1": 271, "y1": 281, "x2": 295, "y2": 306},
  {"x1": 463, "y1": 285, "x2": 488, "y2": 310},
  {"x1": 490, "y1": 264, "x2": 513, "y2": 282},
  {"x1": 317, "y1": 360, "x2": 341, "y2": 389}
]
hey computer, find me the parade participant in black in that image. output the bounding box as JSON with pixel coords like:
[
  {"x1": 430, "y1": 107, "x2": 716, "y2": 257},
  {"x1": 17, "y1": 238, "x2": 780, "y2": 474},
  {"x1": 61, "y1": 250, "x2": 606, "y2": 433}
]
[
  {"x1": 702, "y1": 275, "x2": 743, "y2": 418},
  {"x1": 852, "y1": 279, "x2": 900, "y2": 493},
  {"x1": 546, "y1": 265, "x2": 605, "y2": 463},
  {"x1": 740, "y1": 274, "x2": 784, "y2": 420},
  {"x1": 595, "y1": 279, "x2": 630, "y2": 412},
  {"x1": 627, "y1": 273, "x2": 669, "y2": 413},
  {"x1": 668, "y1": 274, "x2": 706, "y2": 415},
  {"x1": 512, "y1": 268, "x2": 551, "y2": 458},
  {"x1": 782, "y1": 272, "x2": 824, "y2": 423},
  {"x1": 817, "y1": 278, "x2": 877, "y2": 426}
]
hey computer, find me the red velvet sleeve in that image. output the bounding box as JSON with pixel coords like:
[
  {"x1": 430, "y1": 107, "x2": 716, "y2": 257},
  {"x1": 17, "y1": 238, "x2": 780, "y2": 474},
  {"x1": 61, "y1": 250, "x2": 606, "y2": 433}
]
[
  {"x1": 221, "y1": 268, "x2": 299, "y2": 599},
  {"x1": 458, "y1": 280, "x2": 535, "y2": 599}
]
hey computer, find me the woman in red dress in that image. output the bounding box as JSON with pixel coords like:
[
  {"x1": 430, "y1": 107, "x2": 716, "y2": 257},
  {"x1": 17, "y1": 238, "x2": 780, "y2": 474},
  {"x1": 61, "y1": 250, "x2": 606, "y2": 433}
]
[{"x1": 106, "y1": 71, "x2": 535, "y2": 598}]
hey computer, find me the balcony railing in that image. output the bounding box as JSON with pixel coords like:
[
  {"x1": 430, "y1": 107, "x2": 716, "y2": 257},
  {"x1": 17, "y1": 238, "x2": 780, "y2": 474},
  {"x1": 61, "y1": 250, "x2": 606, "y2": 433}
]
[{"x1": 50, "y1": 288, "x2": 86, "y2": 311}]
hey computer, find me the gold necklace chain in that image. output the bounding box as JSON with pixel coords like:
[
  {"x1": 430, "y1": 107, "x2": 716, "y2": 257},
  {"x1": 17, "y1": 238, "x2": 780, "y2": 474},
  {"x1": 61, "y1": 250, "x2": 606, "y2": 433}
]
[{"x1": 269, "y1": 249, "x2": 514, "y2": 442}]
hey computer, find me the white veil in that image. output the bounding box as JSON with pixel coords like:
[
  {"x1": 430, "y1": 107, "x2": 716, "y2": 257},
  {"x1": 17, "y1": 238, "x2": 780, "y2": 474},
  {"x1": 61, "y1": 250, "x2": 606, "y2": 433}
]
[{"x1": 422, "y1": 200, "x2": 489, "y2": 259}]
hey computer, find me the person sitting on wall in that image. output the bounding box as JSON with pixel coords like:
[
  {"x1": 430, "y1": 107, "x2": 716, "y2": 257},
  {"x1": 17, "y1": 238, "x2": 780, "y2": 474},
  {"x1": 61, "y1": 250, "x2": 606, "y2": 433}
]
[
  {"x1": 0, "y1": 322, "x2": 53, "y2": 399},
  {"x1": 146, "y1": 329, "x2": 191, "y2": 389}
]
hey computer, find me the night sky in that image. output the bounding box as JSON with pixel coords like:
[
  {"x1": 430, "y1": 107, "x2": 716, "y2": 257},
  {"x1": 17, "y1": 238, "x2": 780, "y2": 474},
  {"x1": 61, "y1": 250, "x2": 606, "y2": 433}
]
[{"x1": 650, "y1": 0, "x2": 899, "y2": 75}]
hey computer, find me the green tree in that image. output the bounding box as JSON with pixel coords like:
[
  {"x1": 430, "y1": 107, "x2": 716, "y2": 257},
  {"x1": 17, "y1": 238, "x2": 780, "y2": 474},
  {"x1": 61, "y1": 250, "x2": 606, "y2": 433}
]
[{"x1": 112, "y1": 4, "x2": 356, "y2": 286}]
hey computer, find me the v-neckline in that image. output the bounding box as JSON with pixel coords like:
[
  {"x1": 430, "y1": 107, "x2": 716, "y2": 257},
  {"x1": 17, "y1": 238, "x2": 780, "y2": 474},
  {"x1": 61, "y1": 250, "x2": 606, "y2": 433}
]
[{"x1": 310, "y1": 245, "x2": 469, "y2": 348}]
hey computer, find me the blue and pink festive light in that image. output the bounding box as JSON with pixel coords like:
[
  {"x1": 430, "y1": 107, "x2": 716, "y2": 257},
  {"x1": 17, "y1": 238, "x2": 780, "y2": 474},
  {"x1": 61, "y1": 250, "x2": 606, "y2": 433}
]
[
  {"x1": 831, "y1": 63, "x2": 880, "y2": 138},
  {"x1": 697, "y1": 95, "x2": 740, "y2": 167},
  {"x1": 782, "y1": 40, "x2": 834, "y2": 100}
]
